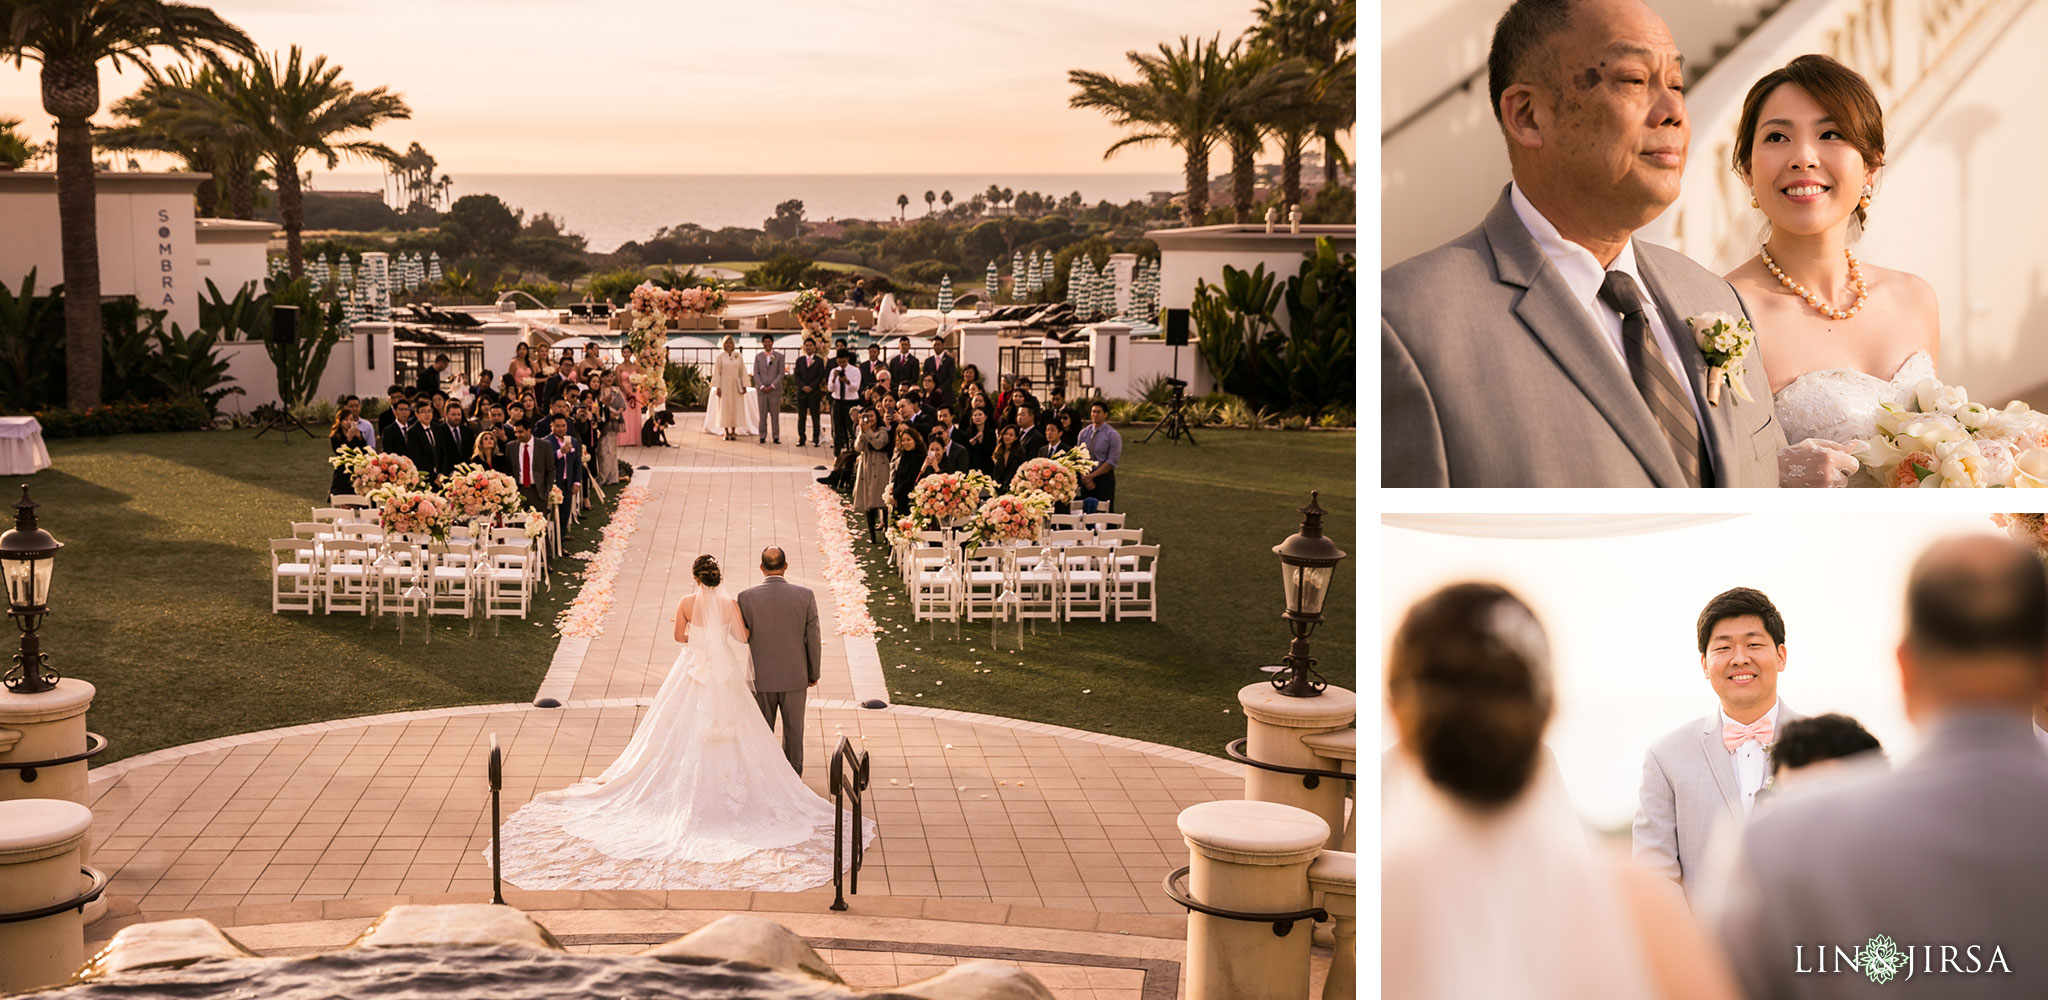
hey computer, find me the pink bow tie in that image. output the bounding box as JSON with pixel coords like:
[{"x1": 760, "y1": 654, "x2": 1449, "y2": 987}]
[{"x1": 1723, "y1": 718, "x2": 1773, "y2": 751}]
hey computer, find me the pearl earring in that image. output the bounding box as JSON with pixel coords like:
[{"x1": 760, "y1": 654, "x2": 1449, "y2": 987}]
[{"x1": 1859, "y1": 184, "x2": 1873, "y2": 210}]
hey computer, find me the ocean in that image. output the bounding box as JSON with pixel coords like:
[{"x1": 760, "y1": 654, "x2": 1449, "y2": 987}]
[{"x1": 316, "y1": 172, "x2": 1184, "y2": 253}]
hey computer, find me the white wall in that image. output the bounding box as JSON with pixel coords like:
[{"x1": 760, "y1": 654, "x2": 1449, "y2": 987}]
[
  {"x1": 217, "y1": 339, "x2": 360, "y2": 415},
  {"x1": 0, "y1": 174, "x2": 206, "y2": 331}
]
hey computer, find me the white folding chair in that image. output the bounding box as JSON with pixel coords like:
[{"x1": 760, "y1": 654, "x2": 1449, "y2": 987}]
[
  {"x1": 330, "y1": 493, "x2": 369, "y2": 509},
  {"x1": 961, "y1": 544, "x2": 1013, "y2": 621},
  {"x1": 309, "y1": 507, "x2": 348, "y2": 525},
  {"x1": 320, "y1": 539, "x2": 375, "y2": 615},
  {"x1": 1109, "y1": 544, "x2": 1159, "y2": 621},
  {"x1": 1044, "y1": 529, "x2": 1092, "y2": 549},
  {"x1": 1079, "y1": 511, "x2": 1126, "y2": 533},
  {"x1": 1097, "y1": 528, "x2": 1145, "y2": 570},
  {"x1": 909, "y1": 549, "x2": 961, "y2": 625},
  {"x1": 1048, "y1": 513, "x2": 1085, "y2": 531},
  {"x1": 428, "y1": 540, "x2": 477, "y2": 617},
  {"x1": 1058, "y1": 545, "x2": 1111, "y2": 621},
  {"x1": 335, "y1": 522, "x2": 383, "y2": 544},
  {"x1": 484, "y1": 544, "x2": 533, "y2": 618},
  {"x1": 1012, "y1": 544, "x2": 1063, "y2": 632},
  {"x1": 269, "y1": 539, "x2": 319, "y2": 613}
]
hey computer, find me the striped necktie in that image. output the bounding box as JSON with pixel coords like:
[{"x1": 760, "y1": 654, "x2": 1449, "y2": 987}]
[{"x1": 1597, "y1": 270, "x2": 1707, "y2": 487}]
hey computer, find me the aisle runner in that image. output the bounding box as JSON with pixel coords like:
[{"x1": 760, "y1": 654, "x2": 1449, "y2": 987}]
[
  {"x1": 555, "y1": 483, "x2": 653, "y2": 638},
  {"x1": 806, "y1": 484, "x2": 891, "y2": 705}
]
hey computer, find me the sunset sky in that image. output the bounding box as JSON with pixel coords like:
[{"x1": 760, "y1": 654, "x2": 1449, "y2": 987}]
[{"x1": 0, "y1": 0, "x2": 1347, "y2": 176}]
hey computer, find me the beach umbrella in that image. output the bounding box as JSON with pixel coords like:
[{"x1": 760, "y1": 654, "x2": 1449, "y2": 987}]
[
  {"x1": 311, "y1": 252, "x2": 330, "y2": 291},
  {"x1": 1026, "y1": 253, "x2": 1042, "y2": 297},
  {"x1": 1092, "y1": 263, "x2": 1112, "y2": 319},
  {"x1": 337, "y1": 255, "x2": 354, "y2": 292},
  {"x1": 984, "y1": 259, "x2": 999, "y2": 309},
  {"x1": 1067, "y1": 259, "x2": 1085, "y2": 309},
  {"x1": 428, "y1": 252, "x2": 443, "y2": 286},
  {"x1": 937, "y1": 273, "x2": 954, "y2": 317},
  {"x1": 1010, "y1": 251, "x2": 1024, "y2": 303}
]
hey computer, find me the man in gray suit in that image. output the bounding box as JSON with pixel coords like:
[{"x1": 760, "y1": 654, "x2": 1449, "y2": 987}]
[
  {"x1": 736, "y1": 546, "x2": 821, "y2": 773},
  {"x1": 754, "y1": 334, "x2": 783, "y2": 445},
  {"x1": 1635, "y1": 587, "x2": 1805, "y2": 902},
  {"x1": 1382, "y1": 0, "x2": 1785, "y2": 487},
  {"x1": 1717, "y1": 537, "x2": 2048, "y2": 998}
]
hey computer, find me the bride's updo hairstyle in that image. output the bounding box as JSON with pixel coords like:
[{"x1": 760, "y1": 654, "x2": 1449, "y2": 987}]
[
  {"x1": 1732, "y1": 54, "x2": 1887, "y2": 234},
  {"x1": 1387, "y1": 583, "x2": 1553, "y2": 811},
  {"x1": 692, "y1": 555, "x2": 721, "y2": 587}
]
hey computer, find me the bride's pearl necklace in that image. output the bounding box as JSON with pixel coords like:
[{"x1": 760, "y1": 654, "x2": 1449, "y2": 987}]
[{"x1": 1761, "y1": 244, "x2": 1867, "y2": 321}]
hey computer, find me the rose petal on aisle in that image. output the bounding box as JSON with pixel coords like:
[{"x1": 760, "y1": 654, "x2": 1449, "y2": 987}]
[
  {"x1": 554, "y1": 483, "x2": 651, "y2": 638},
  {"x1": 806, "y1": 484, "x2": 878, "y2": 637}
]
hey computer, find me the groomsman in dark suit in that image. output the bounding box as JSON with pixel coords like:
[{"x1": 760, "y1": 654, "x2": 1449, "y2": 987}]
[
  {"x1": 923, "y1": 342, "x2": 959, "y2": 397},
  {"x1": 858, "y1": 343, "x2": 886, "y2": 392},
  {"x1": 545, "y1": 413, "x2": 584, "y2": 537},
  {"x1": 382, "y1": 399, "x2": 438, "y2": 474},
  {"x1": 1013, "y1": 404, "x2": 1046, "y2": 457},
  {"x1": 792, "y1": 337, "x2": 828, "y2": 447},
  {"x1": 937, "y1": 424, "x2": 972, "y2": 474},
  {"x1": 431, "y1": 402, "x2": 474, "y2": 480},
  {"x1": 507, "y1": 418, "x2": 556, "y2": 512},
  {"x1": 887, "y1": 336, "x2": 922, "y2": 389}
]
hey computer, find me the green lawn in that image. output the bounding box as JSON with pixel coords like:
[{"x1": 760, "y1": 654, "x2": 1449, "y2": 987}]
[
  {"x1": 856, "y1": 428, "x2": 1357, "y2": 756},
  {"x1": 27, "y1": 431, "x2": 617, "y2": 765},
  {"x1": 701, "y1": 260, "x2": 893, "y2": 279}
]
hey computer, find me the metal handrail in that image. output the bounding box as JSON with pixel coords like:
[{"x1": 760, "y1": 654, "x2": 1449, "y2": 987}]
[
  {"x1": 1163, "y1": 865, "x2": 1327, "y2": 937},
  {"x1": 829, "y1": 734, "x2": 870, "y2": 911},
  {"x1": 487, "y1": 733, "x2": 504, "y2": 905},
  {"x1": 0, "y1": 732, "x2": 109, "y2": 782},
  {"x1": 1225, "y1": 737, "x2": 1355, "y2": 790},
  {"x1": 1382, "y1": 65, "x2": 1486, "y2": 142},
  {"x1": 0, "y1": 866, "x2": 105, "y2": 924}
]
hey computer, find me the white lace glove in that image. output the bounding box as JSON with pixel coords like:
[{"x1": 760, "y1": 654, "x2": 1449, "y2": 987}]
[{"x1": 1777, "y1": 437, "x2": 1861, "y2": 488}]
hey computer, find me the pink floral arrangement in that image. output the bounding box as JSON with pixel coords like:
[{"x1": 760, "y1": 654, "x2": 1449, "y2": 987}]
[
  {"x1": 1010, "y1": 457, "x2": 1079, "y2": 503},
  {"x1": 909, "y1": 470, "x2": 994, "y2": 524},
  {"x1": 522, "y1": 512, "x2": 549, "y2": 539},
  {"x1": 548, "y1": 485, "x2": 564, "y2": 508},
  {"x1": 375, "y1": 488, "x2": 455, "y2": 539},
  {"x1": 1993, "y1": 514, "x2": 2048, "y2": 557},
  {"x1": 632, "y1": 280, "x2": 727, "y2": 318},
  {"x1": 884, "y1": 515, "x2": 921, "y2": 550},
  {"x1": 442, "y1": 464, "x2": 523, "y2": 520},
  {"x1": 791, "y1": 287, "x2": 833, "y2": 333},
  {"x1": 352, "y1": 452, "x2": 422, "y2": 495},
  {"x1": 971, "y1": 491, "x2": 1052, "y2": 546}
]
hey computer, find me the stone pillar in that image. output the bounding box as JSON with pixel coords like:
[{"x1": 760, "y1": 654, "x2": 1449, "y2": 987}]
[
  {"x1": 1107, "y1": 252, "x2": 1138, "y2": 316},
  {"x1": 1307, "y1": 850, "x2": 1356, "y2": 1000},
  {"x1": 1087, "y1": 323, "x2": 1132, "y2": 401},
  {"x1": 0, "y1": 798, "x2": 95, "y2": 994},
  {"x1": 1238, "y1": 683, "x2": 1355, "y2": 851},
  {"x1": 957, "y1": 323, "x2": 1001, "y2": 393},
  {"x1": 0, "y1": 679, "x2": 101, "y2": 924},
  {"x1": 1178, "y1": 800, "x2": 1329, "y2": 1000}
]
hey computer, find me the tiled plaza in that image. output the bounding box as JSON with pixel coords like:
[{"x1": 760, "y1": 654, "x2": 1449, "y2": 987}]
[{"x1": 81, "y1": 419, "x2": 1272, "y2": 996}]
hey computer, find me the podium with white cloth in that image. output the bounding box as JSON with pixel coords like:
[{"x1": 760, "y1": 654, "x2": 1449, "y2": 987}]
[{"x1": 0, "y1": 417, "x2": 51, "y2": 475}]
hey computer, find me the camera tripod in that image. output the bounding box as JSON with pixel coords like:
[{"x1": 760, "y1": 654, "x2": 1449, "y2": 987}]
[{"x1": 1143, "y1": 382, "x2": 1198, "y2": 445}]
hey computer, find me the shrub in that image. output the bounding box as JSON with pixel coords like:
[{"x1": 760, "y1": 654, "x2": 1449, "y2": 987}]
[
  {"x1": 664, "y1": 360, "x2": 708, "y2": 409},
  {"x1": 582, "y1": 267, "x2": 648, "y2": 304},
  {"x1": 896, "y1": 259, "x2": 955, "y2": 284},
  {"x1": 746, "y1": 254, "x2": 814, "y2": 292},
  {"x1": 34, "y1": 399, "x2": 209, "y2": 438}
]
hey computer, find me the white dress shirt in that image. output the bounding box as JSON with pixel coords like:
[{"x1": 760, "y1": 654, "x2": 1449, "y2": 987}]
[
  {"x1": 1722, "y1": 700, "x2": 1780, "y2": 815},
  {"x1": 1508, "y1": 183, "x2": 1708, "y2": 431}
]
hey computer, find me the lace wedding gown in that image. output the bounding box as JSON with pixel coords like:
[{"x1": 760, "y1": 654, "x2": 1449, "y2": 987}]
[
  {"x1": 1773, "y1": 350, "x2": 1936, "y2": 486},
  {"x1": 491, "y1": 587, "x2": 875, "y2": 890}
]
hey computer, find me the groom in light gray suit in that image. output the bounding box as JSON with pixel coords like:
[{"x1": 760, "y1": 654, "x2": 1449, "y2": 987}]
[
  {"x1": 1636, "y1": 587, "x2": 1804, "y2": 902},
  {"x1": 1718, "y1": 537, "x2": 2048, "y2": 999},
  {"x1": 736, "y1": 546, "x2": 821, "y2": 772},
  {"x1": 1382, "y1": 0, "x2": 1784, "y2": 487}
]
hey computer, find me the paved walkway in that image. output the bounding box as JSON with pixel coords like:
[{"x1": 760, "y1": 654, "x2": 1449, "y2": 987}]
[{"x1": 82, "y1": 417, "x2": 1259, "y2": 994}]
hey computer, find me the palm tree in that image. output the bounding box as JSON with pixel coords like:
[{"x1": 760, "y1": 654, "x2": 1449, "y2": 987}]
[
  {"x1": 1, "y1": 0, "x2": 254, "y2": 409},
  {"x1": 97, "y1": 64, "x2": 262, "y2": 218},
  {"x1": 1069, "y1": 34, "x2": 1234, "y2": 227},
  {"x1": 1251, "y1": 0, "x2": 1356, "y2": 203},
  {"x1": 983, "y1": 183, "x2": 1002, "y2": 215},
  {"x1": 207, "y1": 46, "x2": 410, "y2": 278},
  {"x1": 896, "y1": 192, "x2": 908, "y2": 220},
  {"x1": 0, "y1": 115, "x2": 33, "y2": 168},
  {"x1": 1217, "y1": 44, "x2": 1312, "y2": 222},
  {"x1": 923, "y1": 189, "x2": 936, "y2": 215},
  {"x1": 940, "y1": 189, "x2": 953, "y2": 214}
]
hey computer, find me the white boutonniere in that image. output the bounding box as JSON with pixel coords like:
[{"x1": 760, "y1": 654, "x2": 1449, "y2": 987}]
[{"x1": 1686, "y1": 313, "x2": 1757, "y2": 406}]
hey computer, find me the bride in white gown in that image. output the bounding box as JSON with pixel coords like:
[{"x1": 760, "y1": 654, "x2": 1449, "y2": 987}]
[
  {"x1": 492, "y1": 555, "x2": 875, "y2": 891},
  {"x1": 1718, "y1": 56, "x2": 1941, "y2": 487}
]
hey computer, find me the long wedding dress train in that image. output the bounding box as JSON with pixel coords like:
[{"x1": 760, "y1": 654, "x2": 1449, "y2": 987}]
[{"x1": 491, "y1": 587, "x2": 874, "y2": 890}]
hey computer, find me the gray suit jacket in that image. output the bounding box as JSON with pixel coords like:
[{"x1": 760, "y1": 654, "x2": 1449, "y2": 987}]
[
  {"x1": 1383, "y1": 187, "x2": 1785, "y2": 487},
  {"x1": 1717, "y1": 710, "x2": 2048, "y2": 999},
  {"x1": 735, "y1": 575, "x2": 821, "y2": 692},
  {"x1": 754, "y1": 349, "x2": 784, "y2": 391},
  {"x1": 1634, "y1": 702, "x2": 1805, "y2": 902}
]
